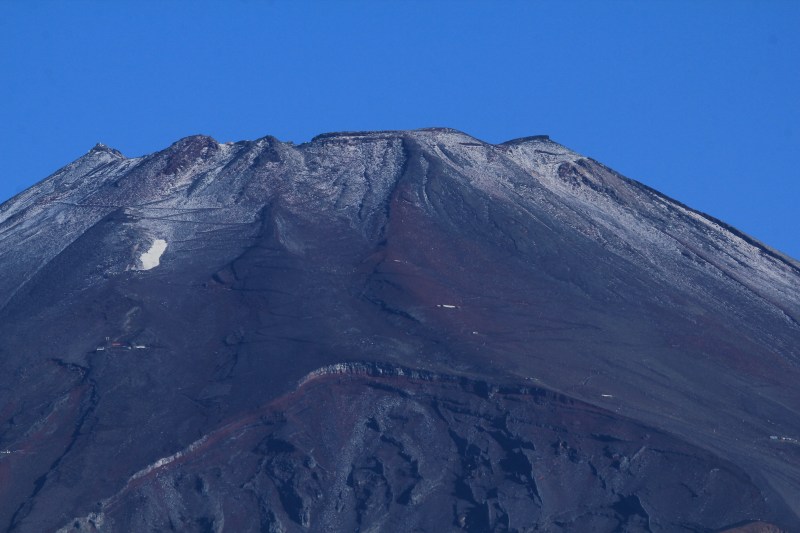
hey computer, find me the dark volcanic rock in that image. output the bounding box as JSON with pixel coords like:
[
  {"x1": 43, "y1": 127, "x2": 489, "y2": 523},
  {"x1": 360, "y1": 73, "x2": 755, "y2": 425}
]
[
  {"x1": 55, "y1": 366, "x2": 778, "y2": 532},
  {"x1": 0, "y1": 129, "x2": 798, "y2": 532}
]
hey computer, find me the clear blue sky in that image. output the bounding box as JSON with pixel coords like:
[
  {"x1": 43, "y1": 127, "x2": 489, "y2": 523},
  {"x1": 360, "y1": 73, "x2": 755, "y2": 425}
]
[{"x1": 1, "y1": 1, "x2": 798, "y2": 258}]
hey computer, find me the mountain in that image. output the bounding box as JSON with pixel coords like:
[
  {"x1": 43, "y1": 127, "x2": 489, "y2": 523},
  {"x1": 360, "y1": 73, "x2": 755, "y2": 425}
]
[{"x1": 0, "y1": 129, "x2": 798, "y2": 532}]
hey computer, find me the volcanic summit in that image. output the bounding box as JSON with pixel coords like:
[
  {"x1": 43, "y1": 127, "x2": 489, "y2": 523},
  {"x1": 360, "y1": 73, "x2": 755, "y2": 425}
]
[{"x1": 0, "y1": 129, "x2": 798, "y2": 532}]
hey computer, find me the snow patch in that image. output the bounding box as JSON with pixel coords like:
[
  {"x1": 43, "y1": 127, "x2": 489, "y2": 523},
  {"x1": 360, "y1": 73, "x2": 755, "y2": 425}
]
[{"x1": 139, "y1": 239, "x2": 167, "y2": 270}]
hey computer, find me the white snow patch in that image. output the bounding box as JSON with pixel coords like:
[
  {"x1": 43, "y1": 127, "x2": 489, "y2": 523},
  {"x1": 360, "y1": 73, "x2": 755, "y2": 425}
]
[{"x1": 139, "y1": 239, "x2": 167, "y2": 270}]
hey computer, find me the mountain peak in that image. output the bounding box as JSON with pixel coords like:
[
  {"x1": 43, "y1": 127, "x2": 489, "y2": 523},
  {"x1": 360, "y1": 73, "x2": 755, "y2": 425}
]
[
  {"x1": 88, "y1": 142, "x2": 124, "y2": 158},
  {"x1": 168, "y1": 134, "x2": 219, "y2": 149},
  {"x1": 0, "y1": 128, "x2": 798, "y2": 531}
]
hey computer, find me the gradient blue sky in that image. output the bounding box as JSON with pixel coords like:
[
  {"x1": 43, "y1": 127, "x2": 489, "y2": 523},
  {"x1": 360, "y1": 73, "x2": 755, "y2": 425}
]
[{"x1": 1, "y1": 1, "x2": 798, "y2": 258}]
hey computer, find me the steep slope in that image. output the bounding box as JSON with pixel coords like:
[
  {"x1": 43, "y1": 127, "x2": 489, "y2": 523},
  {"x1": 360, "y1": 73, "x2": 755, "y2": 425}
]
[{"x1": 0, "y1": 129, "x2": 798, "y2": 532}]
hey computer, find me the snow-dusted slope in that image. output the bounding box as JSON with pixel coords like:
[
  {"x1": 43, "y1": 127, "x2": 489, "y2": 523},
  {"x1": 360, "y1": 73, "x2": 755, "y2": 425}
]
[{"x1": 4, "y1": 130, "x2": 797, "y2": 328}]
